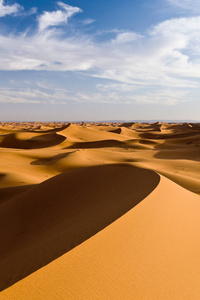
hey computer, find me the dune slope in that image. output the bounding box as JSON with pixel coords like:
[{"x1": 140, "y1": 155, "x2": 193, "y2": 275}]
[
  {"x1": 0, "y1": 164, "x2": 159, "y2": 291},
  {"x1": 1, "y1": 176, "x2": 200, "y2": 299}
]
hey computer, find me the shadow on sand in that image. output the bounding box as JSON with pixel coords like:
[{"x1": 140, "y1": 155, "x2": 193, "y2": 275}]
[{"x1": 0, "y1": 164, "x2": 160, "y2": 291}]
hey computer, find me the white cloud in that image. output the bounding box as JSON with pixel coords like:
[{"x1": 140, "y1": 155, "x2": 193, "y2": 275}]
[
  {"x1": 0, "y1": 0, "x2": 23, "y2": 17},
  {"x1": 82, "y1": 18, "x2": 95, "y2": 25},
  {"x1": 0, "y1": 86, "x2": 82, "y2": 104},
  {"x1": 23, "y1": 7, "x2": 37, "y2": 16},
  {"x1": 97, "y1": 83, "x2": 137, "y2": 92},
  {"x1": 111, "y1": 32, "x2": 142, "y2": 44},
  {"x1": 0, "y1": 88, "x2": 41, "y2": 103},
  {"x1": 73, "y1": 88, "x2": 188, "y2": 105},
  {"x1": 38, "y1": 2, "x2": 82, "y2": 32},
  {"x1": 1, "y1": 15, "x2": 200, "y2": 87},
  {"x1": 0, "y1": 84, "x2": 191, "y2": 106},
  {"x1": 0, "y1": 2, "x2": 200, "y2": 105},
  {"x1": 76, "y1": 92, "x2": 120, "y2": 103},
  {"x1": 167, "y1": 0, "x2": 200, "y2": 12},
  {"x1": 128, "y1": 89, "x2": 188, "y2": 105}
]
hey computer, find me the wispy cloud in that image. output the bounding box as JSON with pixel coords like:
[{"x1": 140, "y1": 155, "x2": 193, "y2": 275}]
[
  {"x1": 166, "y1": 0, "x2": 200, "y2": 12},
  {"x1": 0, "y1": 86, "x2": 81, "y2": 104},
  {"x1": 0, "y1": 1, "x2": 200, "y2": 106},
  {"x1": 38, "y1": 2, "x2": 82, "y2": 32},
  {"x1": 22, "y1": 7, "x2": 37, "y2": 17},
  {"x1": 1, "y1": 9, "x2": 200, "y2": 82},
  {"x1": 73, "y1": 89, "x2": 188, "y2": 105},
  {"x1": 82, "y1": 18, "x2": 95, "y2": 25},
  {"x1": 0, "y1": 87, "x2": 41, "y2": 103},
  {"x1": 97, "y1": 83, "x2": 137, "y2": 92},
  {"x1": 0, "y1": 0, "x2": 23, "y2": 17},
  {"x1": 111, "y1": 32, "x2": 142, "y2": 44},
  {"x1": 128, "y1": 89, "x2": 188, "y2": 105},
  {"x1": 0, "y1": 79, "x2": 191, "y2": 106}
]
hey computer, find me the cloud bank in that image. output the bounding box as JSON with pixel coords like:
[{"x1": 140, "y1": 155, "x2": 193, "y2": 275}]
[
  {"x1": 0, "y1": 1, "x2": 200, "y2": 106},
  {"x1": 1, "y1": 14, "x2": 199, "y2": 85}
]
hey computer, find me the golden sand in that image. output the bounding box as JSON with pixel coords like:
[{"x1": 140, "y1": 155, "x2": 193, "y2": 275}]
[{"x1": 0, "y1": 121, "x2": 200, "y2": 299}]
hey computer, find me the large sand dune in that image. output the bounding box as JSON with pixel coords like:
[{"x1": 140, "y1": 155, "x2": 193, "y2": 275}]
[{"x1": 0, "y1": 121, "x2": 200, "y2": 299}]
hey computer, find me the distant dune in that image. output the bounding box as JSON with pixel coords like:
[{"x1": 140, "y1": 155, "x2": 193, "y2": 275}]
[{"x1": 0, "y1": 121, "x2": 200, "y2": 299}]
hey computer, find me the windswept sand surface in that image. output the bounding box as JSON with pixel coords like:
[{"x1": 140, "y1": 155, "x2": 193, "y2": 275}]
[{"x1": 0, "y1": 121, "x2": 200, "y2": 299}]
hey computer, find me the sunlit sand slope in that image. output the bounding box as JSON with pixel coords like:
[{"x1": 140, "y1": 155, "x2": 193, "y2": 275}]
[{"x1": 1, "y1": 176, "x2": 200, "y2": 300}]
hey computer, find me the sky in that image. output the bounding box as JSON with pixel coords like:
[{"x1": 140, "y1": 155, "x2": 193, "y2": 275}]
[{"x1": 0, "y1": 0, "x2": 200, "y2": 121}]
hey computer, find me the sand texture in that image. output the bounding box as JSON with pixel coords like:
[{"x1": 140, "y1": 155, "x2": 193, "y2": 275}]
[{"x1": 0, "y1": 121, "x2": 200, "y2": 299}]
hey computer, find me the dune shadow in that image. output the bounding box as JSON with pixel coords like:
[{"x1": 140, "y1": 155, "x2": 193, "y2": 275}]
[
  {"x1": 0, "y1": 133, "x2": 66, "y2": 149},
  {"x1": 0, "y1": 173, "x2": 6, "y2": 181},
  {"x1": 139, "y1": 139, "x2": 158, "y2": 146},
  {"x1": 120, "y1": 122, "x2": 135, "y2": 127},
  {"x1": 0, "y1": 164, "x2": 160, "y2": 291},
  {"x1": 0, "y1": 185, "x2": 34, "y2": 204},
  {"x1": 15, "y1": 123, "x2": 71, "y2": 134},
  {"x1": 154, "y1": 148, "x2": 200, "y2": 161},
  {"x1": 139, "y1": 131, "x2": 200, "y2": 140},
  {"x1": 30, "y1": 151, "x2": 76, "y2": 165},
  {"x1": 152, "y1": 131, "x2": 200, "y2": 161},
  {"x1": 65, "y1": 139, "x2": 130, "y2": 149},
  {"x1": 109, "y1": 128, "x2": 122, "y2": 134}
]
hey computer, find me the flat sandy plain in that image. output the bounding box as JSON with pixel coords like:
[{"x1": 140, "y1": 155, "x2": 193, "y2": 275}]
[{"x1": 0, "y1": 121, "x2": 200, "y2": 299}]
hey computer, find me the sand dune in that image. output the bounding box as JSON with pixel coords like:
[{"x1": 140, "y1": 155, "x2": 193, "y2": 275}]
[
  {"x1": 1, "y1": 175, "x2": 200, "y2": 300},
  {"x1": 57, "y1": 123, "x2": 127, "y2": 143},
  {"x1": 0, "y1": 122, "x2": 200, "y2": 299},
  {"x1": 0, "y1": 132, "x2": 66, "y2": 149},
  {"x1": 0, "y1": 164, "x2": 159, "y2": 291}
]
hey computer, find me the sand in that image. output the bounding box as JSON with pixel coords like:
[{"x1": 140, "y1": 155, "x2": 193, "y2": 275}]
[{"x1": 0, "y1": 121, "x2": 200, "y2": 299}]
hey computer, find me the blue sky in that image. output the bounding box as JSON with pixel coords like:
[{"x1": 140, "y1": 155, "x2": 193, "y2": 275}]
[{"x1": 0, "y1": 0, "x2": 200, "y2": 121}]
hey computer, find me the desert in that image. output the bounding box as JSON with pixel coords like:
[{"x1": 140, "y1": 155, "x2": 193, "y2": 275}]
[
  {"x1": 1, "y1": 0, "x2": 200, "y2": 298},
  {"x1": 0, "y1": 121, "x2": 200, "y2": 299}
]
